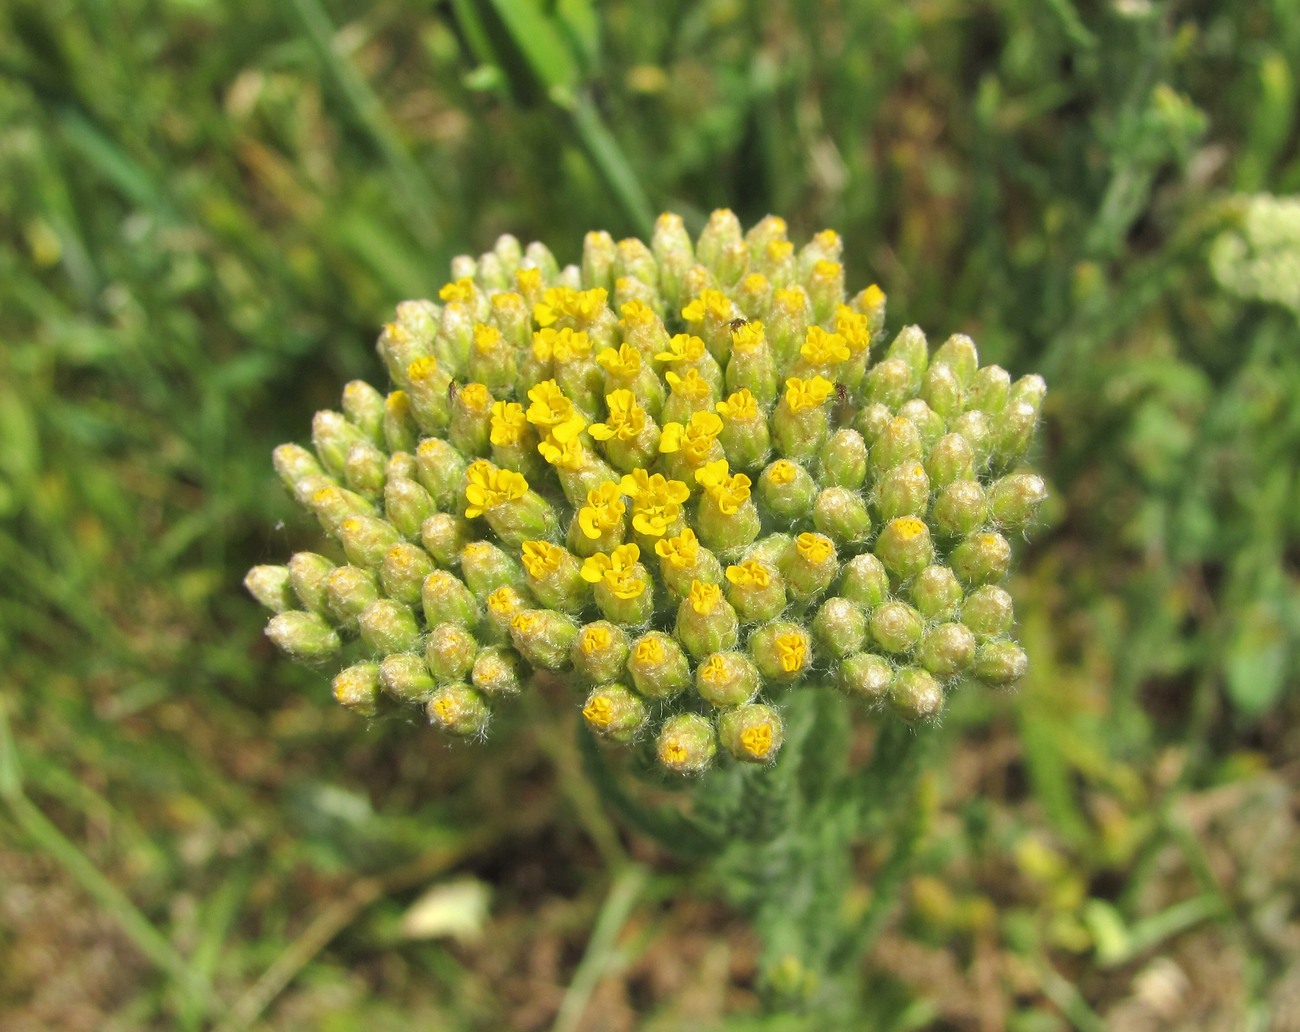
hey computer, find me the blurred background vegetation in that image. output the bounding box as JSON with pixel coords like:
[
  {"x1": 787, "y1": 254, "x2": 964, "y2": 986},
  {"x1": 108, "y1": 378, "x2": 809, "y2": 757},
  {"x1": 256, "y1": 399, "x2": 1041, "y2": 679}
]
[{"x1": 2, "y1": 0, "x2": 1298, "y2": 1028}]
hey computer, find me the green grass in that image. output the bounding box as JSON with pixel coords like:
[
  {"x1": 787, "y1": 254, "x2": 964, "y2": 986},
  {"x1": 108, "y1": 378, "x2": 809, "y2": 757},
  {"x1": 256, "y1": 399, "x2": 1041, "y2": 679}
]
[{"x1": 2, "y1": 0, "x2": 1298, "y2": 1028}]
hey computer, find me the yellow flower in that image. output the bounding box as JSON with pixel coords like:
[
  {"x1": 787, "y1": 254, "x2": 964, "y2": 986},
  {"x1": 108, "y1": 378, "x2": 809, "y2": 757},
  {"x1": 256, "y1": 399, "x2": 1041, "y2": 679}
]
[
  {"x1": 766, "y1": 459, "x2": 799, "y2": 486},
  {"x1": 694, "y1": 459, "x2": 751, "y2": 515},
  {"x1": 582, "y1": 694, "x2": 615, "y2": 728},
  {"x1": 473, "y1": 323, "x2": 504, "y2": 354},
  {"x1": 537, "y1": 433, "x2": 587, "y2": 470},
  {"x1": 487, "y1": 586, "x2": 524, "y2": 619},
  {"x1": 596, "y1": 343, "x2": 643, "y2": 378},
  {"x1": 533, "y1": 286, "x2": 609, "y2": 327},
  {"x1": 654, "y1": 528, "x2": 700, "y2": 569},
  {"x1": 579, "y1": 624, "x2": 612, "y2": 655},
  {"x1": 438, "y1": 277, "x2": 475, "y2": 304},
  {"x1": 407, "y1": 355, "x2": 440, "y2": 383},
  {"x1": 580, "y1": 543, "x2": 646, "y2": 599},
  {"x1": 766, "y1": 239, "x2": 794, "y2": 263},
  {"x1": 489, "y1": 401, "x2": 529, "y2": 447},
  {"x1": 577, "y1": 481, "x2": 626, "y2": 539},
  {"x1": 834, "y1": 304, "x2": 872, "y2": 355},
  {"x1": 655, "y1": 333, "x2": 706, "y2": 364},
  {"x1": 525, "y1": 380, "x2": 585, "y2": 442},
  {"x1": 740, "y1": 723, "x2": 774, "y2": 759},
  {"x1": 681, "y1": 288, "x2": 733, "y2": 324},
  {"x1": 619, "y1": 299, "x2": 657, "y2": 328},
  {"x1": 775, "y1": 630, "x2": 809, "y2": 673},
  {"x1": 730, "y1": 321, "x2": 767, "y2": 354},
  {"x1": 800, "y1": 326, "x2": 850, "y2": 366},
  {"x1": 635, "y1": 635, "x2": 665, "y2": 664},
  {"x1": 772, "y1": 286, "x2": 806, "y2": 316},
  {"x1": 457, "y1": 382, "x2": 491, "y2": 413},
  {"x1": 715, "y1": 388, "x2": 759, "y2": 422},
  {"x1": 658, "y1": 411, "x2": 723, "y2": 465},
  {"x1": 534, "y1": 326, "x2": 591, "y2": 364},
  {"x1": 812, "y1": 258, "x2": 843, "y2": 281},
  {"x1": 698, "y1": 654, "x2": 729, "y2": 685},
  {"x1": 620, "y1": 468, "x2": 690, "y2": 537},
  {"x1": 812, "y1": 229, "x2": 840, "y2": 250},
  {"x1": 783, "y1": 375, "x2": 834, "y2": 413},
  {"x1": 795, "y1": 532, "x2": 835, "y2": 565},
  {"x1": 520, "y1": 540, "x2": 565, "y2": 579},
  {"x1": 687, "y1": 580, "x2": 723, "y2": 615},
  {"x1": 725, "y1": 559, "x2": 771, "y2": 588},
  {"x1": 515, "y1": 267, "x2": 543, "y2": 296},
  {"x1": 464, "y1": 461, "x2": 529, "y2": 518},
  {"x1": 665, "y1": 368, "x2": 712, "y2": 403},
  {"x1": 588, "y1": 390, "x2": 646, "y2": 442}
]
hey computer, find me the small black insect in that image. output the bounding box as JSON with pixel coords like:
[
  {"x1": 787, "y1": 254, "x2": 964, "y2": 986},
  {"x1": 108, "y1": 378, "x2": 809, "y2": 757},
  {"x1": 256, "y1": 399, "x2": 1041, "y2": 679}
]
[
  {"x1": 728, "y1": 318, "x2": 750, "y2": 332},
  {"x1": 447, "y1": 381, "x2": 460, "y2": 405}
]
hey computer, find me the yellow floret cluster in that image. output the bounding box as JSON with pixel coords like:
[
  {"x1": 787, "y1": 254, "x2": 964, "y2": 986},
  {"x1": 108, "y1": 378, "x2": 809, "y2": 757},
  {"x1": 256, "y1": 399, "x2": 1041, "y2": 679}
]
[{"x1": 247, "y1": 210, "x2": 1046, "y2": 775}]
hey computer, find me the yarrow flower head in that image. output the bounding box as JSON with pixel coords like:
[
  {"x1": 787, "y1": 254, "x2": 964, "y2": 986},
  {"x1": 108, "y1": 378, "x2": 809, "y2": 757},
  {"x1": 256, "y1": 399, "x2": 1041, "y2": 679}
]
[{"x1": 249, "y1": 210, "x2": 1047, "y2": 775}]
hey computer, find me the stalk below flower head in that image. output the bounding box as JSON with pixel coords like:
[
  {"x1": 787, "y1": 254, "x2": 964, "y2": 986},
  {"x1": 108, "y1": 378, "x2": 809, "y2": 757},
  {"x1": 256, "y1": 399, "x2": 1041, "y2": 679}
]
[{"x1": 249, "y1": 210, "x2": 1047, "y2": 773}]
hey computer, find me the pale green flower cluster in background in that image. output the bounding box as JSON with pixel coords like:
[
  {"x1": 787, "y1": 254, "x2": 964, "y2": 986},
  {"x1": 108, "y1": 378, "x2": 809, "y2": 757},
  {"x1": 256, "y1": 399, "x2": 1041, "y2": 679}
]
[
  {"x1": 246, "y1": 211, "x2": 1046, "y2": 775},
  {"x1": 1210, "y1": 194, "x2": 1300, "y2": 314}
]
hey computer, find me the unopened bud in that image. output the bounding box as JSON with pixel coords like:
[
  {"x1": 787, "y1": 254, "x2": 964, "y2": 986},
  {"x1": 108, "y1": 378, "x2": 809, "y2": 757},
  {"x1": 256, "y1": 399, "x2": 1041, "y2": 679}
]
[
  {"x1": 889, "y1": 666, "x2": 944, "y2": 722},
  {"x1": 425, "y1": 623, "x2": 479, "y2": 683},
  {"x1": 459, "y1": 539, "x2": 525, "y2": 598},
  {"x1": 245, "y1": 565, "x2": 296, "y2": 613},
  {"x1": 415, "y1": 438, "x2": 469, "y2": 511},
  {"x1": 509, "y1": 609, "x2": 579, "y2": 671},
  {"x1": 287, "y1": 552, "x2": 336, "y2": 614},
  {"x1": 422, "y1": 570, "x2": 479, "y2": 628},
  {"x1": 864, "y1": 357, "x2": 913, "y2": 409},
  {"x1": 932, "y1": 334, "x2": 979, "y2": 386},
  {"x1": 869, "y1": 416, "x2": 923, "y2": 472},
  {"x1": 961, "y1": 585, "x2": 1014, "y2": 639},
  {"x1": 926, "y1": 433, "x2": 976, "y2": 489},
  {"x1": 838, "y1": 553, "x2": 890, "y2": 610},
  {"x1": 266, "y1": 611, "x2": 341, "y2": 662},
  {"x1": 874, "y1": 462, "x2": 930, "y2": 522},
  {"x1": 377, "y1": 544, "x2": 433, "y2": 606},
  {"x1": 333, "y1": 662, "x2": 385, "y2": 717},
  {"x1": 973, "y1": 640, "x2": 1028, "y2": 686},
  {"x1": 571, "y1": 621, "x2": 631, "y2": 684},
  {"x1": 839, "y1": 652, "x2": 894, "y2": 705},
  {"x1": 931, "y1": 480, "x2": 988, "y2": 539},
  {"x1": 339, "y1": 514, "x2": 403, "y2": 567},
  {"x1": 813, "y1": 488, "x2": 872, "y2": 548},
  {"x1": 949, "y1": 531, "x2": 1012, "y2": 586},
  {"x1": 758, "y1": 459, "x2": 818, "y2": 525},
  {"x1": 719, "y1": 703, "x2": 784, "y2": 764},
  {"x1": 380, "y1": 652, "x2": 435, "y2": 702},
  {"x1": 812, "y1": 597, "x2": 869, "y2": 659},
  {"x1": 988, "y1": 472, "x2": 1047, "y2": 530},
  {"x1": 918, "y1": 622, "x2": 977, "y2": 679},
  {"x1": 967, "y1": 364, "x2": 1010, "y2": 414},
  {"x1": 343, "y1": 440, "x2": 387, "y2": 498},
  {"x1": 821, "y1": 429, "x2": 868, "y2": 489},
  {"x1": 920, "y1": 361, "x2": 964, "y2": 420},
  {"x1": 358, "y1": 599, "x2": 421, "y2": 654},
  {"x1": 870, "y1": 601, "x2": 925, "y2": 655},
  {"x1": 910, "y1": 565, "x2": 964, "y2": 621},
  {"x1": 873, "y1": 517, "x2": 935, "y2": 582},
  {"x1": 312, "y1": 410, "x2": 371, "y2": 478},
  {"x1": 990, "y1": 401, "x2": 1039, "y2": 468},
  {"x1": 656, "y1": 712, "x2": 717, "y2": 775},
  {"x1": 326, "y1": 565, "x2": 381, "y2": 627},
  {"x1": 420, "y1": 514, "x2": 473, "y2": 566},
  {"x1": 384, "y1": 477, "x2": 436, "y2": 539},
  {"x1": 471, "y1": 645, "x2": 524, "y2": 697},
  {"x1": 675, "y1": 581, "x2": 740, "y2": 660}
]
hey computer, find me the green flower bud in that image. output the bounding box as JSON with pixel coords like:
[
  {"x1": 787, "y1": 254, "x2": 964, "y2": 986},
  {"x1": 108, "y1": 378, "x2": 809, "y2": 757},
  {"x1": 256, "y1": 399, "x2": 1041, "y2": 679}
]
[
  {"x1": 715, "y1": 388, "x2": 771, "y2": 471},
  {"x1": 460, "y1": 540, "x2": 525, "y2": 598},
  {"x1": 889, "y1": 666, "x2": 944, "y2": 723},
  {"x1": 870, "y1": 601, "x2": 925, "y2": 655},
  {"x1": 695, "y1": 485, "x2": 761, "y2": 560},
  {"x1": 931, "y1": 480, "x2": 988, "y2": 540},
  {"x1": 426, "y1": 684, "x2": 491, "y2": 737},
  {"x1": 377, "y1": 316, "x2": 433, "y2": 385},
  {"x1": 725, "y1": 323, "x2": 779, "y2": 407},
  {"x1": 581, "y1": 684, "x2": 647, "y2": 742},
  {"x1": 244, "y1": 565, "x2": 296, "y2": 613},
  {"x1": 418, "y1": 514, "x2": 471, "y2": 567},
  {"x1": 425, "y1": 623, "x2": 479, "y2": 684},
  {"x1": 813, "y1": 488, "x2": 872, "y2": 548},
  {"x1": 932, "y1": 333, "x2": 979, "y2": 386},
  {"x1": 615, "y1": 237, "x2": 659, "y2": 290},
  {"x1": 379, "y1": 543, "x2": 435, "y2": 606},
  {"x1": 358, "y1": 599, "x2": 420, "y2": 654},
  {"x1": 343, "y1": 440, "x2": 388, "y2": 498},
  {"x1": 967, "y1": 364, "x2": 1010, "y2": 414},
  {"x1": 414, "y1": 438, "x2": 468, "y2": 510},
  {"x1": 326, "y1": 565, "x2": 381, "y2": 627},
  {"x1": 990, "y1": 401, "x2": 1039, "y2": 468},
  {"x1": 308, "y1": 485, "x2": 374, "y2": 536},
  {"x1": 471, "y1": 645, "x2": 524, "y2": 697},
  {"x1": 920, "y1": 361, "x2": 964, "y2": 420},
  {"x1": 422, "y1": 570, "x2": 479, "y2": 628},
  {"x1": 517, "y1": 541, "x2": 587, "y2": 613},
  {"x1": 719, "y1": 703, "x2": 784, "y2": 764},
  {"x1": 885, "y1": 325, "x2": 929, "y2": 387},
  {"x1": 435, "y1": 300, "x2": 475, "y2": 373},
  {"x1": 918, "y1": 622, "x2": 977, "y2": 679},
  {"x1": 853, "y1": 402, "x2": 893, "y2": 445},
  {"x1": 694, "y1": 650, "x2": 762, "y2": 708},
  {"x1": 950, "y1": 531, "x2": 1012, "y2": 586},
  {"x1": 749, "y1": 622, "x2": 813, "y2": 683},
  {"x1": 950, "y1": 410, "x2": 993, "y2": 468},
  {"x1": 582, "y1": 229, "x2": 617, "y2": 292},
  {"x1": 387, "y1": 450, "x2": 417, "y2": 481},
  {"x1": 273, "y1": 443, "x2": 326, "y2": 496},
  {"x1": 961, "y1": 585, "x2": 1014, "y2": 639},
  {"x1": 873, "y1": 517, "x2": 935, "y2": 582},
  {"x1": 874, "y1": 462, "x2": 930, "y2": 523},
  {"x1": 380, "y1": 652, "x2": 435, "y2": 702},
  {"x1": 341, "y1": 379, "x2": 387, "y2": 444},
  {"x1": 312, "y1": 410, "x2": 371, "y2": 479},
  {"x1": 384, "y1": 477, "x2": 436, "y2": 539},
  {"x1": 779, "y1": 532, "x2": 839, "y2": 601},
  {"x1": 508, "y1": 609, "x2": 579, "y2": 671},
  {"x1": 838, "y1": 553, "x2": 890, "y2": 610},
  {"x1": 655, "y1": 712, "x2": 717, "y2": 775},
  {"x1": 571, "y1": 621, "x2": 631, "y2": 684},
  {"x1": 338, "y1": 514, "x2": 403, "y2": 568},
  {"x1": 868, "y1": 416, "x2": 923, "y2": 473},
  {"x1": 482, "y1": 584, "x2": 532, "y2": 643},
  {"x1": 382, "y1": 390, "x2": 419, "y2": 453},
  {"x1": 675, "y1": 581, "x2": 741, "y2": 660},
  {"x1": 266, "y1": 610, "x2": 341, "y2": 662},
  {"x1": 838, "y1": 652, "x2": 894, "y2": 705},
  {"x1": 696, "y1": 209, "x2": 744, "y2": 276},
  {"x1": 926, "y1": 433, "x2": 976, "y2": 489},
  {"x1": 332, "y1": 662, "x2": 385, "y2": 717},
  {"x1": 864, "y1": 357, "x2": 913, "y2": 409},
  {"x1": 627, "y1": 631, "x2": 691, "y2": 698},
  {"x1": 758, "y1": 459, "x2": 818, "y2": 526},
  {"x1": 973, "y1": 640, "x2": 1028, "y2": 686},
  {"x1": 287, "y1": 552, "x2": 336, "y2": 615},
  {"x1": 988, "y1": 472, "x2": 1048, "y2": 530},
  {"x1": 766, "y1": 285, "x2": 811, "y2": 368},
  {"x1": 897, "y1": 399, "x2": 945, "y2": 450},
  {"x1": 821, "y1": 429, "x2": 868, "y2": 489},
  {"x1": 811, "y1": 596, "x2": 869, "y2": 659},
  {"x1": 806, "y1": 258, "x2": 845, "y2": 324},
  {"x1": 447, "y1": 382, "x2": 493, "y2": 457},
  {"x1": 910, "y1": 565, "x2": 964, "y2": 621},
  {"x1": 772, "y1": 376, "x2": 832, "y2": 462},
  {"x1": 1009, "y1": 373, "x2": 1046, "y2": 410}
]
